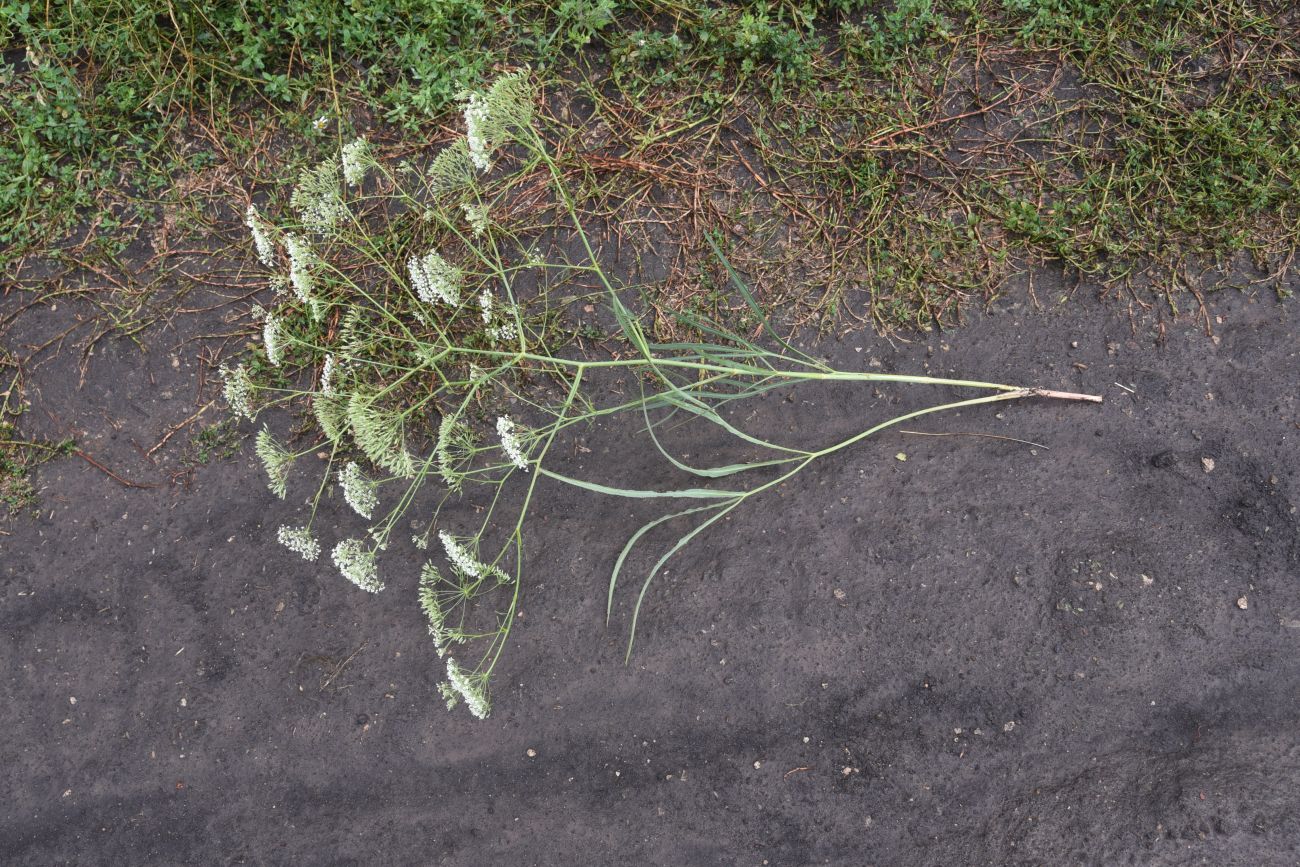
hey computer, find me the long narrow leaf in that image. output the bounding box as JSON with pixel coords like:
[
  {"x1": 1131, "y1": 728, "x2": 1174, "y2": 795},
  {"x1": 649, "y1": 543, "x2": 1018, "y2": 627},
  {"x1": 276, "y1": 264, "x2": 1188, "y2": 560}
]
[
  {"x1": 538, "y1": 467, "x2": 741, "y2": 499},
  {"x1": 641, "y1": 400, "x2": 799, "y2": 478},
  {"x1": 607, "y1": 503, "x2": 720, "y2": 624},
  {"x1": 705, "y1": 231, "x2": 823, "y2": 368},
  {"x1": 625, "y1": 501, "x2": 740, "y2": 661}
]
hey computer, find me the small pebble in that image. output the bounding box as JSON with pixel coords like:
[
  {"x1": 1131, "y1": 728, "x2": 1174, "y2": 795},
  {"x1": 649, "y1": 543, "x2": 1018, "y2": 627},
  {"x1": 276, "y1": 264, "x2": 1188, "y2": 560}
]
[
  {"x1": 1201, "y1": 457, "x2": 1216, "y2": 473},
  {"x1": 1236, "y1": 596, "x2": 1248, "y2": 610},
  {"x1": 1003, "y1": 721, "x2": 1016, "y2": 733},
  {"x1": 526, "y1": 748, "x2": 537, "y2": 758}
]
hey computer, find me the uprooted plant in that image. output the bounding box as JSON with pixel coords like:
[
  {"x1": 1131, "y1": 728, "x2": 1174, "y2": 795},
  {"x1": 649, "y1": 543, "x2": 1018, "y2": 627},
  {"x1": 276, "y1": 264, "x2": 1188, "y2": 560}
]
[{"x1": 225, "y1": 71, "x2": 1101, "y2": 719}]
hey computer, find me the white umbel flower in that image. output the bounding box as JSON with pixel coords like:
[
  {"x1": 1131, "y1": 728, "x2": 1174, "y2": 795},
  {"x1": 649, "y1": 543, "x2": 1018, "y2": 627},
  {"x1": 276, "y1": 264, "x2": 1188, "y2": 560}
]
[
  {"x1": 438, "y1": 530, "x2": 484, "y2": 578},
  {"x1": 221, "y1": 364, "x2": 255, "y2": 421},
  {"x1": 461, "y1": 202, "x2": 489, "y2": 236},
  {"x1": 319, "y1": 353, "x2": 337, "y2": 395},
  {"x1": 340, "y1": 137, "x2": 371, "y2": 186},
  {"x1": 277, "y1": 525, "x2": 320, "y2": 561},
  {"x1": 331, "y1": 539, "x2": 383, "y2": 593},
  {"x1": 464, "y1": 93, "x2": 492, "y2": 172},
  {"x1": 477, "y1": 289, "x2": 493, "y2": 323},
  {"x1": 443, "y1": 657, "x2": 491, "y2": 719},
  {"x1": 496, "y1": 416, "x2": 529, "y2": 471},
  {"x1": 244, "y1": 205, "x2": 276, "y2": 267},
  {"x1": 407, "y1": 250, "x2": 462, "y2": 305},
  {"x1": 418, "y1": 563, "x2": 450, "y2": 656},
  {"x1": 338, "y1": 461, "x2": 378, "y2": 519},
  {"x1": 435, "y1": 415, "x2": 470, "y2": 491},
  {"x1": 284, "y1": 233, "x2": 317, "y2": 306},
  {"x1": 255, "y1": 426, "x2": 293, "y2": 498},
  {"x1": 290, "y1": 157, "x2": 346, "y2": 232},
  {"x1": 262, "y1": 311, "x2": 285, "y2": 366}
]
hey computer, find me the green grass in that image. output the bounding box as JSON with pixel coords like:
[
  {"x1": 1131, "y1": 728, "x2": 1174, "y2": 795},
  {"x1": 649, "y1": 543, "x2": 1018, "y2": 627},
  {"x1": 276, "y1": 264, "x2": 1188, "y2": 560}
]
[
  {"x1": 0, "y1": 350, "x2": 74, "y2": 517},
  {"x1": 2, "y1": 0, "x2": 1296, "y2": 331}
]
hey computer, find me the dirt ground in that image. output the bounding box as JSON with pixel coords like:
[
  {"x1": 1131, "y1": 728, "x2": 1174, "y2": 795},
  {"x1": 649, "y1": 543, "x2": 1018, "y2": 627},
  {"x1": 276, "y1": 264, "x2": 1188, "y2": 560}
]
[{"x1": 2, "y1": 270, "x2": 1299, "y2": 865}]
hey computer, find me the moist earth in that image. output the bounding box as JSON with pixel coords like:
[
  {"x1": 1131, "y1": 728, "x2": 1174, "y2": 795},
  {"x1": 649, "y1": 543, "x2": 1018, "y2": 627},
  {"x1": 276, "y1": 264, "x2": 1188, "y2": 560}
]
[{"x1": 2, "y1": 280, "x2": 1299, "y2": 865}]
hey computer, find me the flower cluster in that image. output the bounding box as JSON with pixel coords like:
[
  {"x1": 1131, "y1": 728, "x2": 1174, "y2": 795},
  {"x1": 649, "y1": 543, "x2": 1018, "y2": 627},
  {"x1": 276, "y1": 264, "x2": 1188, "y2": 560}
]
[
  {"x1": 408, "y1": 250, "x2": 462, "y2": 305},
  {"x1": 284, "y1": 234, "x2": 318, "y2": 310},
  {"x1": 221, "y1": 364, "x2": 255, "y2": 421},
  {"x1": 341, "y1": 138, "x2": 371, "y2": 187},
  {"x1": 244, "y1": 205, "x2": 276, "y2": 267},
  {"x1": 464, "y1": 93, "x2": 492, "y2": 172},
  {"x1": 438, "y1": 530, "x2": 484, "y2": 578},
  {"x1": 462, "y1": 202, "x2": 489, "y2": 236},
  {"x1": 488, "y1": 322, "x2": 517, "y2": 343},
  {"x1": 290, "y1": 157, "x2": 347, "y2": 232},
  {"x1": 418, "y1": 563, "x2": 452, "y2": 657},
  {"x1": 331, "y1": 539, "x2": 383, "y2": 593},
  {"x1": 435, "y1": 415, "x2": 469, "y2": 491},
  {"x1": 496, "y1": 416, "x2": 529, "y2": 471},
  {"x1": 262, "y1": 312, "x2": 284, "y2": 366},
  {"x1": 277, "y1": 525, "x2": 320, "y2": 561},
  {"x1": 255, "y1": 427, "x2": 293, "y2": 498},
  {"x1": 319, "y1": 353, "x2": 337, "y2": 395},
  {"x1": 441, "y1": 658, "x2": 491, "y2": 719},
  {"x1": 338, "y1": 461, "x2": 378, "y2": 519}
]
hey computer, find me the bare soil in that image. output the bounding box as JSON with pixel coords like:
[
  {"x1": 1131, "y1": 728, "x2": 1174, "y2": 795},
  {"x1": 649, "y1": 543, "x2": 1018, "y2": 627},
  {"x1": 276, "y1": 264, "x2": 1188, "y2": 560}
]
[{"x1": 2, "y1": 274, "x2": 1299, "y2": 865}]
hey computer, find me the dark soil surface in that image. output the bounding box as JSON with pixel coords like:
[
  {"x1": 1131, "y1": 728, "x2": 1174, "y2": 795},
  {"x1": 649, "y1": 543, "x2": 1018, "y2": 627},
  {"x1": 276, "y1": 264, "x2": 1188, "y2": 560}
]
[{"x1": 3, "y1": 278, "x2": 1299, "y2": 865}]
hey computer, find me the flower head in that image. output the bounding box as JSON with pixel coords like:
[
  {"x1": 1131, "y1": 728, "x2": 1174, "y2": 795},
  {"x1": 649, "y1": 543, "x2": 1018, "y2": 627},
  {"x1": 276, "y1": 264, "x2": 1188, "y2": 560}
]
[
  {"x1": 277, "y1": 525, "x2": 320, "y2": 561},
  {"x1": 496, "y1": 416, "x2": 529, "y2": 471},
  {"x1": 418, "y1": 562, "x2": 451, "y2": 656},
  {"x1": 341, "y1": 137, "x2": 372, "y2": 187},
  {"x1": 338, "y1": 460, "x2": 378, "y2": 519},
  {"x1": 438, "y1": 530, "x2": 484, "y2": 578},
  {"x1": 461, "y1": 202, "x2": 489, "y2": 236},
  {"x1": 290, "y1": 157, "x2": 346, "y2": 232},
  {"x1": 262, "y1": 311, "x2": 285, "y2": 367},
  {"x1": 255, "y1": 426, "x2": 293, "y2": 498},
  {"x1": 244, "y1": 205, "x2": 276, "y2": 268},
  {"x1": 407, "y1": 250, "x2": 462, "y2": 306},
  {"x1": 331, "y1": 539, "x2": 383, "y2": 593},
  {"x1": 443, "y1": 657, "x2": 491, "y2": 719},
  {"x1": 221, "y1": 364, "x2": 256, "y2": 421},
  {"x1": 464, "y1": 93, "x2": 492, "y2": 173},
  {"x1": 319, "y1": 353, "x2": 337, "y2": 395},
  {"x1": 435, "y1": 415, "x2": 472, "y2": 491},
  {"x1": 284, "y1": 233, "x2": 318, "y2": 308}
]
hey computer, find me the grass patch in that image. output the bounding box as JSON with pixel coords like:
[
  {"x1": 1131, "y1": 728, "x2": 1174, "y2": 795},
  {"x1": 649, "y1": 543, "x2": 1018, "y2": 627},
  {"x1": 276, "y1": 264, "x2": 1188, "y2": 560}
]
[{"x1": 0, "y1": 350, "x2": 74, "y2": 517}]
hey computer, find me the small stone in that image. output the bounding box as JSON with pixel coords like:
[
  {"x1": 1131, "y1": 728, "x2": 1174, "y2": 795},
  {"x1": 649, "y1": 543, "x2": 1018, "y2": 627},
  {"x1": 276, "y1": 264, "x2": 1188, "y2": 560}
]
[
  {"x1": 1201, "y1": 456, "x2": 1216, "y2": 473},
  {"x1": 68, "y1": 697, "x2": 76, "y2": 705},
  {"x1": 833, "y1": 588, "x2": 846, "y2": 601},
  {"x1": 1141, "y1": 574, "x2": 1154, "y2": 587},
  {"x1": 802, "y1": 736, "x2": 810, "y2": 744},
  {"x1": 753, "y1": 760, "x2": 762, "y2": 769},
  {"x1": 1003, "y1": 721, "x2": 1016, "y2": 733},
  {"x1": 1236, "y1": 596, "x2": 1248, "y2": 610},
  {"x1": 526, "y1": 748, "x2": 537, "y2": 758},
  {"x1": 895, "y1": 452, "x2": 907, "y2": 462}
]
